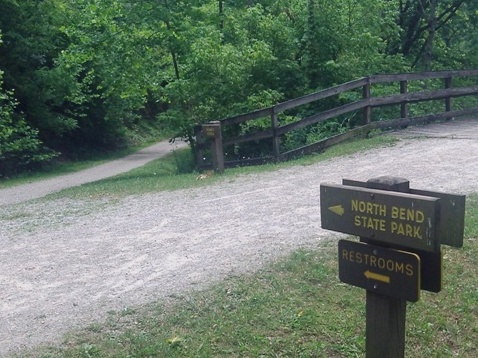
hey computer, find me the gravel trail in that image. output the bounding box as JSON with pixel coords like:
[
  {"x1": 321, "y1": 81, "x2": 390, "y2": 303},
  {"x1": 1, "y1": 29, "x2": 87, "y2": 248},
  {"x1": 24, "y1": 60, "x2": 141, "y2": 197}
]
[
  {"x1": 1, "y1": 119, "x2": 478, "y2": 356},
  {"x1": 0, "y1": 140, "x2": 187, "y2": 206}
]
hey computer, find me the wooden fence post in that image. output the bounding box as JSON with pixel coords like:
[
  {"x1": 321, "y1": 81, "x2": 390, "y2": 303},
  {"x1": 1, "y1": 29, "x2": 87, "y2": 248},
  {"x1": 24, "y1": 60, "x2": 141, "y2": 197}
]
[
  {"x1": 444, "y1": 77, "x2": 452, "y2": 116},
  {"x1": 400, "y1": 80, "x2": 409, "y2": 119},
  {"x1": 202, "y1": 121, "x2": 224, "y2": 173},
  {"x1": 363, "y1": 79, "x2": 371, "y2": 124},
  {"x1": 271, "y1": 107, "x2": 280, "y2": 159}
]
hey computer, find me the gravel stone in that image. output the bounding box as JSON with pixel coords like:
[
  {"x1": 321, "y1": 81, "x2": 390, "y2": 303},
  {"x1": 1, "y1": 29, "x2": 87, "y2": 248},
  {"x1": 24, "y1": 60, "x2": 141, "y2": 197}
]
[{"x1": 1, "y1": 119, "x2": 478, "y2": 356}]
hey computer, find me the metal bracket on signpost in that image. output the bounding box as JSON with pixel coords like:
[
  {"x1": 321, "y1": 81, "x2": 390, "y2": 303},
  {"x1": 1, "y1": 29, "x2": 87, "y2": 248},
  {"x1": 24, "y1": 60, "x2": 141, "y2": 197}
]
[{"x1": 202, "y1": 121, "x2": 224, "y2": 173}]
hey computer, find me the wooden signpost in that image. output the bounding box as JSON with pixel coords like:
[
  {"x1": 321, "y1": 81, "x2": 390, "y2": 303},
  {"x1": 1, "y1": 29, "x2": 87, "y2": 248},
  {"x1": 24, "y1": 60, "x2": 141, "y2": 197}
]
[
  {"x1": 320, "y1": 176, "x2": 465, "y2": 358},
  {"x1": 201, "y1": 121, "x2": 225, "y2": 173}
]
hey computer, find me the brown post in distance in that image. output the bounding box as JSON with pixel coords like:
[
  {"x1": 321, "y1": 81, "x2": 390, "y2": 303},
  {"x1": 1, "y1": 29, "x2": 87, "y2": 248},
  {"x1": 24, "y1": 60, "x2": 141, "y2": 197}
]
[
  {"x1": 400, "y1": 80, "x2": 409, "y2": 120},
  {"x1": 202, "y1": 121, "x2": 225, "y2": 173},
  {"x1": 363, "y1": 80, "x2": 371, "y2": 124},
  {"x1": 271, "y1": 108, "x2": 280, "y2": 159},
  {"x1": 444, "y1": 77, "x2": 452, "y2": 116}
]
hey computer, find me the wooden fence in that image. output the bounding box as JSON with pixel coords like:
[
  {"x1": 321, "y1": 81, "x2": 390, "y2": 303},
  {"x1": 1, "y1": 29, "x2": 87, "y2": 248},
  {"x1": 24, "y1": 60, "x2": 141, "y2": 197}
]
[{"x1": 195, "y1": 70, "x2": 478, "y2": 171}]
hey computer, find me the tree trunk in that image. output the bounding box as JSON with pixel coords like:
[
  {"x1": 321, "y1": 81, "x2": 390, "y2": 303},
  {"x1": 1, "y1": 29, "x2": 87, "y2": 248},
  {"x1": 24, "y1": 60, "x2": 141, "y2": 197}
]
[
  {"x1": 423, "y1": 0, "x2": 438, "y2": 71},
  {"x1": 219, "y1": 0, "x2": 224, "y2": 32}
]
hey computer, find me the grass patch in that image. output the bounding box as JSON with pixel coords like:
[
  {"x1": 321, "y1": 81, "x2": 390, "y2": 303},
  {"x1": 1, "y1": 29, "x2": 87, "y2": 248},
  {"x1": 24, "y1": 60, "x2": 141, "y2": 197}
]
[
  {"x1": 15, "y1": 195, "x2": 478, "y2": 358},
  {"x1": 0, "y1": 147, "x2": 141, "y2": 189},
  {"x1": 47, "y1": 134, "x2": 399, "y2": 200}
]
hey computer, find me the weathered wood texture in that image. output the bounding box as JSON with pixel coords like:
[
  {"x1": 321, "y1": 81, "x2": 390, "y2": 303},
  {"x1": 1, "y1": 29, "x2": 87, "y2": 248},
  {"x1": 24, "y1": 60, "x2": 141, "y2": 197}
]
[
  {"x1": 363, "y1": 177, "x2": 410, "y2": 358},
  {"x1": 366, "y1": 293, "x2": 406, "y2": 358},
  {"x1": 196, "y1": 70, "x2": 478, "y2": 170}
]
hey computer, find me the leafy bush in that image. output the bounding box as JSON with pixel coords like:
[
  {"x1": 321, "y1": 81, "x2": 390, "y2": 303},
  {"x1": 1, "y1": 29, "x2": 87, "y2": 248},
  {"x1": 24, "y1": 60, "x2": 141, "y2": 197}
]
[{"x1": 0, "y1": 79, "x2": 57, "y2": 176}]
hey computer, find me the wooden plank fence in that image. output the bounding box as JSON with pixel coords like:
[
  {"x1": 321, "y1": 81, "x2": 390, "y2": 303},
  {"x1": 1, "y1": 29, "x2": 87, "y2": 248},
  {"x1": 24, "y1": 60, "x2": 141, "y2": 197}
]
[{"x1": 195, "y1": 70, "x2": 478, "y2": 171}]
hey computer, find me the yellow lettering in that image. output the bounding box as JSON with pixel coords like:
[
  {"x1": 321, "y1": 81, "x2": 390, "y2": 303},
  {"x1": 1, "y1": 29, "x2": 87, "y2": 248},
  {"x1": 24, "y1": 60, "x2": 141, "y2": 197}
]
[
  {"x1": 354, "y1": 215, "x2": 361, "y2": 227},
  {"x1": 367, "y1": 202, "x2": 373, "y2": 214},
  {"x1": 354, "y1": 215, "x2": 387, "y2": 231},
  {"x1": 342, "y1": 249, "x2": 349, "y2": 261},
  {"x1": 386, "y1": 260, "x2": 395, "y2": 271},
  {"x1": 397, "y1": 223, "x2": 405, "y2": 235},
  {"x1": 355, "y1": 216, "x2": 366, "y2": 227},
  {"x1": 342, "y1": 248, "x2": 415, "y2": 278},
  {"x1": 391, "y1": 206, "x2": 426, "y2": 224},
  {"x1": 413, "y1": 226, "x2": 422, "y2": 239},
  {"x1": 399, "y1": 207, "x2": 406, "y2": 220},
  {"x1": 391, "y1": 221, "x2": 397, "y2": 233},
  {"x1": 351, "y1": 200, "x2": 387, "y2": 216},
  {"x1": 391, "y1": 206, "x2": 399, "y2": 219},
  {"x1": 370, "y1": 256, "x2": 377, "y2": 267},
  {"x1": 363, "y1": 254, "x2": 370, "y2": 265},
  {"x1": 366, "y1": 217, "x2": 375, "y2": 229},
  {"x1": 416, "y1": 210, "x2": 425, "y2": 224},
  {"x1": 359, "y1": 201, "x2": 366, "y2": 212},
  {"x1": 391, "y1": 221, "x2": 423, "y2": 240}
]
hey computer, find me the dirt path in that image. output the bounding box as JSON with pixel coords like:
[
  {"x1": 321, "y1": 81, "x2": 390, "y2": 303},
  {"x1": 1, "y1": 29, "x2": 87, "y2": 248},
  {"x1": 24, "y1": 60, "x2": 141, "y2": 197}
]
[
  {"x1": 1, "y1": 119, "x2": 478, "y2": 356},
  {"x1": 0, "y1": 140, "x2": 187, "y2": 206}
]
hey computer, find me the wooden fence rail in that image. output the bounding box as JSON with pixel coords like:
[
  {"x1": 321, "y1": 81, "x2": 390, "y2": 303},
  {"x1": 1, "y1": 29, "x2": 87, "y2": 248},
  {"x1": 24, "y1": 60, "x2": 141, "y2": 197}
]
[{"x1": 195, "y1": 70, "x2": 478, "y2": 171}]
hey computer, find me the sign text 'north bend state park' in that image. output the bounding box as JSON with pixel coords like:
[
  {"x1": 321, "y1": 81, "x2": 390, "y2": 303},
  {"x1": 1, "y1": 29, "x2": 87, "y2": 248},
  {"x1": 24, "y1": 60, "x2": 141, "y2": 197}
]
[{"x1": 320, "y1": 183, "x2": 440, "y2": 252}]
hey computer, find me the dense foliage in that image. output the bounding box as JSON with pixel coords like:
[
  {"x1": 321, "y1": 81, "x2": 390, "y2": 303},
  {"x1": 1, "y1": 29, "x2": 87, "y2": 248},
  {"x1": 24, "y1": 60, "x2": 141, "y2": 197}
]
[{"x1": 0, "y1": 0, "x2": 477, "y2": 174}]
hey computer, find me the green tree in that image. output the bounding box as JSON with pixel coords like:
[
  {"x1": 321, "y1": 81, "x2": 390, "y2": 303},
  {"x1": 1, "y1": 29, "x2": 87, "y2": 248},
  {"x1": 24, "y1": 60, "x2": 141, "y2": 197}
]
[
  {"x1": 298, "y1": 0, "x2": 407, "y2": 88},
  {"x1": 157, "y1": 2, "x2": 292, "y2": 140},
  {"x1": 1, "y1": 0, "x2": 478, "y2": 172},
  {"x1": 54, "y1": 0, "x2": 152, "y2": 152},
  {"x1": 0, "y1": 0, "x2": 76, "y2": 147},
  {"x1": 386, "y1": 0, "x2": 472, "y2": 69},
  {"x1": 0, "y1": 63, "x2": 56, "y2": 175}
]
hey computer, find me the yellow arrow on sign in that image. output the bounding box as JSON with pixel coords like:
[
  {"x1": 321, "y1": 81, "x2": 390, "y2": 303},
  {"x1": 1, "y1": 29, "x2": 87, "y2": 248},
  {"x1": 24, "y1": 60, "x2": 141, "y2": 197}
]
[
  {"x1": 328, "y1": 205, "x2": 345, "y2": 216},
  {"x1": 364, "y1": 270, "x2": 391, "y2": 283}
]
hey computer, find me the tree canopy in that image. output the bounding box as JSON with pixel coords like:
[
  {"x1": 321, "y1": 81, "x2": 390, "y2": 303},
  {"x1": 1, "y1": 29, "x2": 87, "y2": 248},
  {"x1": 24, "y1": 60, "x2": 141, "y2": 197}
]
[{"x1": 1, "y1": 0, "x2": 477, "y2": 175}]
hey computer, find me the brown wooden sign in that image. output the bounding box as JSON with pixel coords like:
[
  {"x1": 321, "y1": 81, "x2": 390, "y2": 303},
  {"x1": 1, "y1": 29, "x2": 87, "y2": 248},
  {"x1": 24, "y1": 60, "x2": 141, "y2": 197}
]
[
  {"x1": 338, "y1": 240, "x2": 421, "y2": 302},
  {"x1": 408, "y1": 248, "x2": 443, "y2": 293},
  {"x1": 342, "y1": 178, "x2": 466, "y2": 248},
  {"x1": 202, "y1": 122, "x2": 221, "y2": 138},
  {"x1": 321, "y1": 183, "x2": 440, "y2": 252}
]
